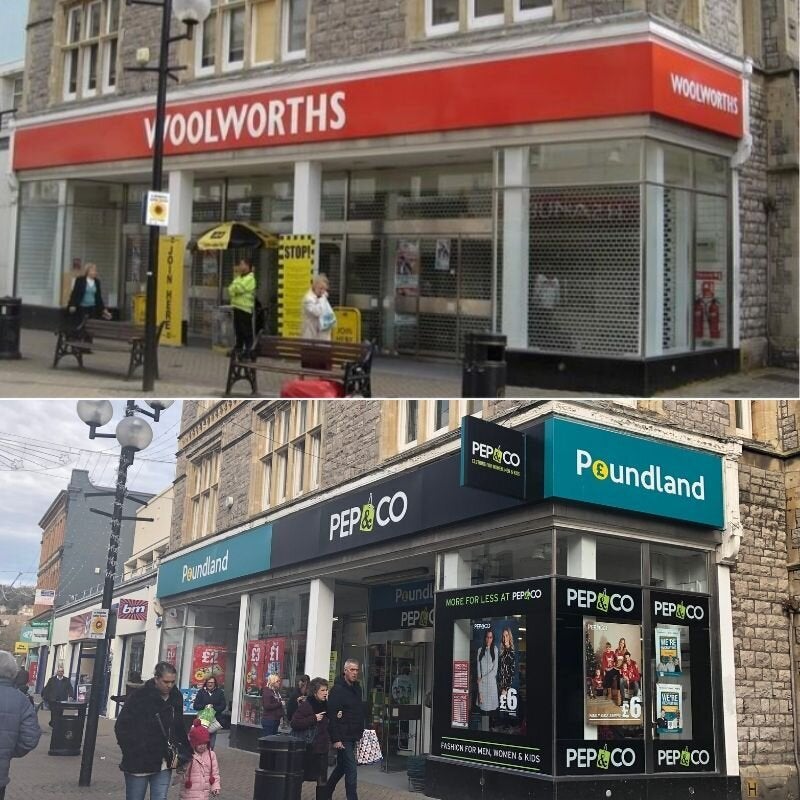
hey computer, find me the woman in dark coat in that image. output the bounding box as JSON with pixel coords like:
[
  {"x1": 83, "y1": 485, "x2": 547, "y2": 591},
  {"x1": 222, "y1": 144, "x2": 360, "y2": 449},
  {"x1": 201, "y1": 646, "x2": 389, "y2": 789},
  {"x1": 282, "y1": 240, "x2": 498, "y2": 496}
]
[
  {"x1": 192, "y1": 676, "x2": 226, "y2": 750},
  {"x1": 286, "y1": 674, "x2": 309, "y2": 723},
  {"x1": 67, "y1": 263, "x2": 112, "y2": 328},
  {"x1": 290, "y1": 677, "x2": 330, "y2": 800},
  {"x1": 261, "y1": 673, "x2": 284, "y2": 735},
  {"x1": 114, "y1": 661, "x2": 190, "y2": 800}
]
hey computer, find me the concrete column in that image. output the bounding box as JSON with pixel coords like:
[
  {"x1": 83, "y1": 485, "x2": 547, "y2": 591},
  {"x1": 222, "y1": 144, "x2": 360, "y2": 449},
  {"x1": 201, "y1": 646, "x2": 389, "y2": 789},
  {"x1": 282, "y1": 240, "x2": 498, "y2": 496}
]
[
  {"x1": 501, "y1": 147, "x2": 530, "y2": 349},
  {"x1": 439, "y1": 551, "x2": 471, "y2": 590},
  {"x1": 566, "y1": 535, "x2": 596, "y2": 580},
  {"x1": 167, "y1": 170, "x2": 194, "y2": 323},
  {"x1": 304, "y1": 578, "x2": 335, "y2": 680},
  {"x1": 716, "y1": 565, "x2": 739, "y2": 775},
  {"x1": 293, "y1": 161, "x2": 322, "y2": 273},
  {"x1": 231, "y1": 592, "x2": 250, "y2": 726}
]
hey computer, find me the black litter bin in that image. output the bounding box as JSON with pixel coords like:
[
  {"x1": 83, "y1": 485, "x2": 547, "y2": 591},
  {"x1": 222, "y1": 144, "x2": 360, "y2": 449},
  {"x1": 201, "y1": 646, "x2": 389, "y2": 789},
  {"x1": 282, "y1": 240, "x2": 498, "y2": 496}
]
[
  {"x1": 49, "y1": 701, "x2": 87, "y2": 756},
  {"x1": 0, "y1": 297, "x2": 22, "y2": 360},
  {"x1": 253, "y1": 734, "x2": 306, "y2": 800},
  {"x1": 462, "y1": 332, "x2": 507, "y2": 397}
]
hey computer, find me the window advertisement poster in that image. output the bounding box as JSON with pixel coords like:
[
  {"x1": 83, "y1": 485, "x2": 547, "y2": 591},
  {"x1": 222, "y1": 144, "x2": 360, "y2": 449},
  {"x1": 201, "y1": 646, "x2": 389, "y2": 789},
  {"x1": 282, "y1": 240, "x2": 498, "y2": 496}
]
[
  {"x1": 556, "y1": 578, "x2": 645, "y2": 776},
  {"x1": 180, "y1": 687, "x2": 200, "y2": 714},
  {"x1": 650, "y1": 591, "x2": 715, "y2": 772},
  {"x1": 242, "y1": 639, "x2": 270, "y2": 726},
  {"x1": 395, "y1": 240, "x2": 420, "y2": 296},
  {"x1": 191, "y1": 644, "x2": 226, "y2": 688},
  {"x1": 432, "y1": 579, "x2": 552, "y2": 774}
]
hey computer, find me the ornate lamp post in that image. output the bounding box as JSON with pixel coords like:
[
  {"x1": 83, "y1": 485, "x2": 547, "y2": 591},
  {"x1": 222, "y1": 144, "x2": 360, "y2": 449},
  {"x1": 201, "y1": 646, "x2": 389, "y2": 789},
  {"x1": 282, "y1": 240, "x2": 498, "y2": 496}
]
[
  {"x1": 125, "y1": 0, "x2": 211, "y2": 390},
  {"x1": 75, "y1": 399, "x2": 173, "y2": 786}
]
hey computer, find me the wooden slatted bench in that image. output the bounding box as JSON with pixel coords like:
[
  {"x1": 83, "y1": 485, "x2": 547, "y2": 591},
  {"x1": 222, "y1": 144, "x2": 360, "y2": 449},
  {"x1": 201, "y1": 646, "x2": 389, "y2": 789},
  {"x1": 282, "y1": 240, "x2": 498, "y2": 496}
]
[
  {"x1": 225, "y1": 336, "x2": 374, "y2": 397},
  {"x1": 53, "y1": 319, "x2": 166, "y2": 380}
]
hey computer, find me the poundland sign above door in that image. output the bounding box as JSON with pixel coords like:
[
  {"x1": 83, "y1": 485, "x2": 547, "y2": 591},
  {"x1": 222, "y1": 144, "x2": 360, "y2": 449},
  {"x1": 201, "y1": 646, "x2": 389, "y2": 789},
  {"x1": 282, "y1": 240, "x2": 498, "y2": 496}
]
[
  {"x1": 157, "y1": 523, "x2": 272, "y2": 597},
  {"x1": 543, "y1": 418, "x2": 724, "y2": 528}
]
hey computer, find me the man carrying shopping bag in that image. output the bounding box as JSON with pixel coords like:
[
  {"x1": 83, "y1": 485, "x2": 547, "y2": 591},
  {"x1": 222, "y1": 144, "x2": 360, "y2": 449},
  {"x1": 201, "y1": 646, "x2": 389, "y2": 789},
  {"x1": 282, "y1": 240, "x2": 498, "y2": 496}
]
[{"x1": 324, "y1": 659, "x2": 367, "y2": 800}]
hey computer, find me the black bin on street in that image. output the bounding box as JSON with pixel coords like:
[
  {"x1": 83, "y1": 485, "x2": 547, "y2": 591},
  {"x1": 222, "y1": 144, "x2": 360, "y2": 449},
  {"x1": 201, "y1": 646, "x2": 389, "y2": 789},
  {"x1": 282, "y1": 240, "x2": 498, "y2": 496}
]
[
  {"x1": 48, "y1": 701, "x2": 87, "y2": 756},
  {"x1": 253, "y1": 734, "x2": 306, "y2": 800},
  {"x1": 462, "y1": 332, "x2": 507, "y2": 397},
  {"x1": 0, "y1": 297, "x2": 22, "y2": 360}
]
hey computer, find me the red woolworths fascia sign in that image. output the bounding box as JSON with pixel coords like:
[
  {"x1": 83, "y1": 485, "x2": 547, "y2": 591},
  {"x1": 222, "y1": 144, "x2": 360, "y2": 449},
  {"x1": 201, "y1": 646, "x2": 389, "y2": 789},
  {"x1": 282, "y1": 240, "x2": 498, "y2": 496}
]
[
  {"x1": 13, "y1": 39, "x2": 743, "y2": 171},
  {"x1": 117, "y1": 598, "x2": 148, "y2": 620}
]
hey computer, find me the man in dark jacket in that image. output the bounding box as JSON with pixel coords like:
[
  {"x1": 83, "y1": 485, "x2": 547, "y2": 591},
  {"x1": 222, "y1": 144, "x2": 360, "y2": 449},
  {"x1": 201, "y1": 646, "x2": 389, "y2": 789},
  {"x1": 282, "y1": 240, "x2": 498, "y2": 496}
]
[
  {"x1": 325, "y1": 659, "x2": 367, "y2": 800},
  {"x1": 42, "y1": 666, "x2": 74, "y2": 725},
  {"x1": 0, "y1": 650, "x2": 41, "y2": 800},
  {"x1": 115, "y1": 661, "x2": 190, "y2": 800}
]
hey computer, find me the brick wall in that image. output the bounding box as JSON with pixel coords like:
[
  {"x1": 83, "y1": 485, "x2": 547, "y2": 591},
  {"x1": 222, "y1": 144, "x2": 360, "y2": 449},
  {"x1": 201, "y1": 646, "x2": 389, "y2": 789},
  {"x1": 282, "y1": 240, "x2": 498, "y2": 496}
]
[
  {"x1": 321, "y1": 400, "x2": 381, "y2": 489},
  {"x1": 309, "y1": 0, "x2": 406, "y2": 60}
]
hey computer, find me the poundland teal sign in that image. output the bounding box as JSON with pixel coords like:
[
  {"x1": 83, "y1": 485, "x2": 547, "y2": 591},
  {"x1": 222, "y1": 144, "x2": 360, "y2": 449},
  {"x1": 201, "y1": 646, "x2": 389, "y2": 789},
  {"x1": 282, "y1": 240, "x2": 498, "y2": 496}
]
[
  {"x1": 543, "y1": 418, "x2": 724, "y2": 528},
  {"x1": 157, "y1": 524, "x2": 272, "y2": 597}
]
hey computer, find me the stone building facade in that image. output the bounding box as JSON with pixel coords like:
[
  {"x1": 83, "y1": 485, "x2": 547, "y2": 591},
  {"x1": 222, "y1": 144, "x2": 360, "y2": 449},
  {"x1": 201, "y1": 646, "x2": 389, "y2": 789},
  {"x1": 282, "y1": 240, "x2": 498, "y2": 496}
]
[
  {"x1": 166, "y1": 399, "x2": 799, "y2": 798},
  {"x1": 11, "y1": 1, "x2": 798, "y2": 390}
]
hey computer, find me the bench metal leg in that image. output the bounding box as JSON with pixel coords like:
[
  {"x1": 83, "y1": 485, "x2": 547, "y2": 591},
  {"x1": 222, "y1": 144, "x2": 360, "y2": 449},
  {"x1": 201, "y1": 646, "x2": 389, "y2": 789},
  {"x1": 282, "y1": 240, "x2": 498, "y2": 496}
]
[
  {"x1": 127, "y1": 340, "x2": 147, "y2": 380},
  {"x1": 225, "y1": 359, "x2": 258, "y2": 396},
  {"x1": 53, "y1": 334, "x2": 84, "y2": 370}
]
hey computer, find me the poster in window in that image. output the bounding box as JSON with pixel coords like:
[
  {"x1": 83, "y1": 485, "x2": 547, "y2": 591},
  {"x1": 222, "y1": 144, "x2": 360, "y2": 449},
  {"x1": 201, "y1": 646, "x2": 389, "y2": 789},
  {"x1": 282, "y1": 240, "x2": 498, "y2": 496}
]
[
  {"x1": 265, "y1": 637, "x2": 285, "y2": 678},
  {"x1": 165, "y1": 644, "x2": 178, "y2": 667},
  {"x1": 656, "y1": 683, "x2": 683, "y2": 734},
  {"x1": 191, "y1": 644, "x2": 226, "y2": 688},
  {"x1": 435, "y1": 239, "x2": 451, "y2": 272},
  {"x1": 245, "y1": 640, "x2": 269, "y2": 694},
  {"x1": 395, "y1": 240, "x2": 420, "y2": 296},
  {"x1": 584, "y1": 621, "x2": 643, "y2": 727},
  {"x1": 655, "y1": 627, "x2": 682, "y2": 676}
]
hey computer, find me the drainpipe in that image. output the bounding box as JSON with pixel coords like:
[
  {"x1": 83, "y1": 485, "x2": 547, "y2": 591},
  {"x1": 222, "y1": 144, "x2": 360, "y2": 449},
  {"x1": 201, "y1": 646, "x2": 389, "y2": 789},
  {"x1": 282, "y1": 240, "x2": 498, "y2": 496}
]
[{"x1": 783, "y1": 598, "x2": 800, "y2": 792}]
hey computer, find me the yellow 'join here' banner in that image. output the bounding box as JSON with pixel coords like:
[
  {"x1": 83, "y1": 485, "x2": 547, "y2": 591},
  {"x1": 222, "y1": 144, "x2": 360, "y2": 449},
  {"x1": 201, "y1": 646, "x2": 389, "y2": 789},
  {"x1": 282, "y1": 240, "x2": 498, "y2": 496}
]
[{"x1": 157, "y1": 235, "x2": 185, "y2": 347}]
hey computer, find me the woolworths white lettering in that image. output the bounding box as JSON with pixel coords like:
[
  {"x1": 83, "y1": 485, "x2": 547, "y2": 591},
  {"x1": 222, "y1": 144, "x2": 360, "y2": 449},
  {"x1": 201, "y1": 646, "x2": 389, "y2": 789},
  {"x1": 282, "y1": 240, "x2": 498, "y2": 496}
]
[
  {"x1": 181, "y1": 551, "x2": 230, "y2": 583},
  {"x1": 670, "y1": 73, "x2": 739, "y2": 115},
  {"x1": 144, "y1": 91, "x2": 348, "y2": 150},
  {"x1": 576, "y1": 449, "x2": 706, "y2": 500}
]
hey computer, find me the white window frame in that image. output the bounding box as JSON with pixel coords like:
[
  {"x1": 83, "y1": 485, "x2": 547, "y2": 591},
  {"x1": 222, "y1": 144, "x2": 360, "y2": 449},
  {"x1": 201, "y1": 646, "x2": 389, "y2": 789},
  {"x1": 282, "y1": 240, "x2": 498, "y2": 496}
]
[
  {"x1": 101, "y1": 37, "x2": 117, "y2": 93},
  {"x1": 308, "y1": 429, "x2": 321, "y2": 490},
  {"x1": 425, "y1": 0, "x2": 459, "y2": 37},
  {"x1": 222, "y1": 3, "x2": 246, "y2": 71},
  {"x1": 427, "y1": 400, "x2": 452, "y2": 436},
  {"x1": 81, "y1": 42, "x2": 100, "y2": 98},
  {"x1": 512, "y1": 0, "x2": 553, "y2": 22},
  {"x1": 86, "y1": 0, "x2": 102, "y2": 37},
  {"x1": 190, "y1": 449, "x2": 220, "y2": 541},
  {"x1": 63, "y1": 50, "x2": 79, "y2": 100},
  {"x1": 733, "y1": 401, "x2": 752, "y2": 438},
  {"x1": 398, "y1": 400, "x2": 420, "y2": 452},
  {"x1": 105, "y1": 0, "x2": 119, "y2": 33},
  {"x1": 468, "y1": 0, "x2": 504, "y2": 30},
  {"x1": 67, "y1": 5, "x2": 83, "y2": 43},
  {"x1": 195, "y1": 10, "x2": 217, "y2": 75},
  {"x1": 274, "y1": 447, "x2": 288, "y2": 503},
  {"x1": 281, "y1": 0, "x2": 306, "y2": 61}
]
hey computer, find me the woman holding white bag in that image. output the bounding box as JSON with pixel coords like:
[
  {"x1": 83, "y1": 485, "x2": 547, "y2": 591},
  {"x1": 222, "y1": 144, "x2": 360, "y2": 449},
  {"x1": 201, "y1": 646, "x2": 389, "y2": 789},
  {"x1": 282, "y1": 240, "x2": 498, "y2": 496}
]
[{"x1": 302, "y1": 274, "x2": 336, "y2": 341}]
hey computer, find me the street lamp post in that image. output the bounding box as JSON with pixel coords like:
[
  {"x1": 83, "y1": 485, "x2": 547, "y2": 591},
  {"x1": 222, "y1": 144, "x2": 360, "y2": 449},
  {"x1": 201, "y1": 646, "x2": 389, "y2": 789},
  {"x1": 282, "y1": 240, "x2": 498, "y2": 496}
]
[
  {"x1": 125, "y1": 0, "x2": 211, "y2": 391},
  {"x1": 75, "y1": 399, "x2": 173, "y2": 787}
]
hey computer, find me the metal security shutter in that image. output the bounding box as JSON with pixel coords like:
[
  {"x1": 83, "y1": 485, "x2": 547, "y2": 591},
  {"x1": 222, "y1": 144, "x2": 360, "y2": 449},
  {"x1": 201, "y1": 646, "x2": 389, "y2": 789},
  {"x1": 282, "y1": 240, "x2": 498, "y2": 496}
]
[{"x1": 16, "y1": 206, "x2": 59, "y2": 305}]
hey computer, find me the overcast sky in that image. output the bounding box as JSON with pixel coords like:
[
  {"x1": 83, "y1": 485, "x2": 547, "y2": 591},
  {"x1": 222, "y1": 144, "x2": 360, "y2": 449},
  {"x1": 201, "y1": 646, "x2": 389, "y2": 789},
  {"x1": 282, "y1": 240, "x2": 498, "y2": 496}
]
[
  {"x1": 0, "y1": 0, "x2": 28, "y2": 67},
  {"x1": 0, "y1": 400, "x2": 182, "y2": 586}
]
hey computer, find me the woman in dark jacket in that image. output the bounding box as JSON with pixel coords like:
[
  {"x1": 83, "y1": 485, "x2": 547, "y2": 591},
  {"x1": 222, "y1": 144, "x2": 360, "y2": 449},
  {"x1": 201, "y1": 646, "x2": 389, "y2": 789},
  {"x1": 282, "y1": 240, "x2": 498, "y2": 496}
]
[
  {"x1": 192, "y1": 676, "x2": 226, "y2": 750},
  {"x1": 67, "y1": 263, "x2": 112, "y2": 328},
  {"x1": 290, "y1": 677, "x2": 330, "y2": 800},
  {"x1": 261, "y1": 673, "x2": 284, "y2": 735},
  {"x1": 286, "y1": 674, "x2": 309, "y2": 723},
  {"x1": 114, "y1": 661, "x2": 190, "y2": 800}
]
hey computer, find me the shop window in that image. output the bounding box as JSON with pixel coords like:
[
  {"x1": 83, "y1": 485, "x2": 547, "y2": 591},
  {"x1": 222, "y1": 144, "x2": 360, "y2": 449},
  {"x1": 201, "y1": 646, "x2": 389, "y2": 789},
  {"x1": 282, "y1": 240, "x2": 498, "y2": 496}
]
[
  {"x1": 556, "y1": 532, "x2": 642, "y2": 585},
  {"x1": 189, "y1": 448, "x2": 220, "y2": 541},
  {"x1": 61, "y1": 0, "x2": 119, "y2": 101},
  {"x1": 241, "y1": 585, "x2": 309, "y2": 727},
  {"x1": 649, "y1": 544, "x2": 708, "y2": 594},
  {"x1": 461, "y1": 531, "x2": 552, "y2": 586}
]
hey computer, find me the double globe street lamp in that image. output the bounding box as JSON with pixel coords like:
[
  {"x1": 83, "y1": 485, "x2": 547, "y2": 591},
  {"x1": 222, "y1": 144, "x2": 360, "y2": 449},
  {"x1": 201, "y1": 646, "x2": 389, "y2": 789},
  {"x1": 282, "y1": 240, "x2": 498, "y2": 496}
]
[
  {"x1": 75, "y1": 399, "x2": 173, "y2": 786},
  {"x1": 125, "y1": 0, "x2": 211, "y2": 390}
]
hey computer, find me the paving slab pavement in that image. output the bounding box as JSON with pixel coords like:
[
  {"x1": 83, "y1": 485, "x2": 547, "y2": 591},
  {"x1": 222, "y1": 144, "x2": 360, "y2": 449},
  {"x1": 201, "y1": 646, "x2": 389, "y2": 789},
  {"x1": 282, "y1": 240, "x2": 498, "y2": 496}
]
[
  {"x1": 2, "y1": 328, "x2": 796, "y2": 398},
  {"x1": 5, "y1": 712, "x2": 425, "y2": 800}
]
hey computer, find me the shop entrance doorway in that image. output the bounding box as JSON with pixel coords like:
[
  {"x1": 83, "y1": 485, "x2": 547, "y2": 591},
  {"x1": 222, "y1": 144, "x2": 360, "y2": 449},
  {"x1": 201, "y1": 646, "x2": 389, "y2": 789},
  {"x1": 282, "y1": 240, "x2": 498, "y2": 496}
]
[{"x1": 366, "y1": 641, "x2": 426, "y2": 771}]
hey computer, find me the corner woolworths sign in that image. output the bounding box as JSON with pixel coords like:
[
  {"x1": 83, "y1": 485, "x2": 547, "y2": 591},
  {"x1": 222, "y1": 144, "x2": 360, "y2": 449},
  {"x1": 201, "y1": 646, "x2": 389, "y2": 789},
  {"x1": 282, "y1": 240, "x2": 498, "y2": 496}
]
[{"x1": 543, "y1": 418, "x2": 724, "y2": 528}]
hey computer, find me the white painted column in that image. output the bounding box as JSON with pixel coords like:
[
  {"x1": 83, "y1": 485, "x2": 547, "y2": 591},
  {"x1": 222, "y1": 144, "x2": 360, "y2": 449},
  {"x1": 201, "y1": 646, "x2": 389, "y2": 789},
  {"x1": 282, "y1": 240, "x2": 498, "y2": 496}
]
[
  {"x1": 53, "y1": 180, "x2": 69, "y2": 306},
  {"x1": 304, "y1": 578, "x2": 335, "y2": 680},
  {"x1": 716, "y1": 564, "x2": 739, "y2": 775},
  {"x1": 231, "y1": 592, "x2": 250, "y2": 726},
  {"x1": 501, "y1": 147, "x2": 530, "y2": 349},
  {"x1": 567, "y1": 536, "x2": 596, "y2": 580},
  {"x1": 167, "y1": 170, "x2": 194, "y2": 323},
  {"x1": 644, "y1": 144, "x2": 665, "y2": 357},
  {"x1": 730, "y1": 171, "x2": 741, "y2": 349},
  {"x1": 293, "y1": 161, "x2": 322, "y2": 273},
  {"x1": 439, "y1": 551, "x2": 471, "y2": 590}
]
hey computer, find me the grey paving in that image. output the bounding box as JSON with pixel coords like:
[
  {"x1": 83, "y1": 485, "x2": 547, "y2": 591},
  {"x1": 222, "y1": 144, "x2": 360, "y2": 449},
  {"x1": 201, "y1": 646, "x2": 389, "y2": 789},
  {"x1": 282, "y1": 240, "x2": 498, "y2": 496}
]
[
  {"x1": 5, "y1": 712, "x2": 425, "y2": 800},
  {"x1": 1, "y1": 328, "x2": 796, "y2": 398}
]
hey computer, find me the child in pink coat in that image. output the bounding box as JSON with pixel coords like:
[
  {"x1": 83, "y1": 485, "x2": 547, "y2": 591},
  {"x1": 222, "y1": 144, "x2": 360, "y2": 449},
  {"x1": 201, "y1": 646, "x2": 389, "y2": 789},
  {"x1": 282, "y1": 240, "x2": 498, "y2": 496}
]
[{"x1": 180, "y1": 719, "x2": 221, "y2": 800}]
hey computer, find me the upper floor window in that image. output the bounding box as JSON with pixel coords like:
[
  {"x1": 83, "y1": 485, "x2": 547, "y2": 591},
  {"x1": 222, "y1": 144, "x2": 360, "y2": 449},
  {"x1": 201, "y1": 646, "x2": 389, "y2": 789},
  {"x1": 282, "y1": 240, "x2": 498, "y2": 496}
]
[
  {"x1": 255, "y1": 401, "x2": 322, "y2": 510},
  {"x1": 12, "y1": 75, "x2": 23, "y2": 113},
  {"x1": 426, "y1": 0, "x2": 550, "y2": 35},
  {"x1": 195, "y1": 0, "x2": 307, "y2": 77},
  {"x1": 396, "y1": 400, "x2": 482, "y2": 453},
  {"x1": 61, "y1": 0, "x2": 119, "y2": 101},
  {"x1": 189, "y1": 449, "x2": 220, "y2": 541}
]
